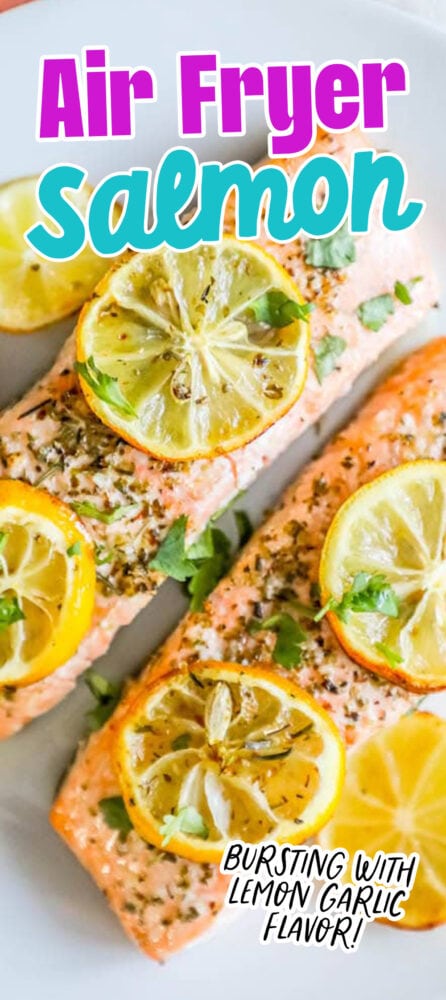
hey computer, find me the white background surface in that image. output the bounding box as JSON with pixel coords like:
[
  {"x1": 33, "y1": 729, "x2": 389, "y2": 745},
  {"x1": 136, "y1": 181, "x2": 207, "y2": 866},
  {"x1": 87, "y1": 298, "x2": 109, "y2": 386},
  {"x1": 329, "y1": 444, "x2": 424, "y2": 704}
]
[
  {"x1": 1, "y1": 1, "x2": 446, "y2": 998},
  {"x1": 382, "y1": 0, "x2": 446, "y2": 28}
]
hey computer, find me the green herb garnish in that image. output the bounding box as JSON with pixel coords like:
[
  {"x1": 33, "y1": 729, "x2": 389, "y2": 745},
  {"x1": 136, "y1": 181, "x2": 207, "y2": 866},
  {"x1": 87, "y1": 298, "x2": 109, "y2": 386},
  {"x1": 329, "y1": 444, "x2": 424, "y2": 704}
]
[
  {"x1": 393, "y1": 276, "x2": 422, "y2": 305},
  {"x1": 313, "y1": 334, "x2": 347, "y2": 384},
  {"x1": 150, "y1": 516, "x2": 231, "y2": 610},
  {"x1": 210, "y1": 489, "x2": 246, "y2": 524},
  {"x1": 0, "y1": 532, "x2": 8, "y2": 556},
  {"x1": 71, "y1": 500, "x2": 141, "y2": 525},
  {"x1": 375, "y1": 642, "x2": 404, "y2": 669},
  {"x1": 188, "y1": 528, "x2": 231, "y2": 612},
  {"x1": 250, "y1": 612, "x2": 307, "y2": 668},
  {"x1": 98, "y1": 796, "x2": 133, "y2": 841},
  {"x1": 160, "y1": 805, "x2": 209, "y2": 847},
  {"x1": 171, "y1": 733, "x2": 192, "y2": 751},
  {"x1": 94, "y1": 546, "x2": 114, "y2": 565},
  {"x1": 315, "y1": 573, "x2": 399, "y2": 624},
  {"x1": 394, "y1": 280, "x2": 412, "y2": 305},
  {"x1": 74, "y1": 356, "x2": 137, "y2": 419},
  {"x1": 85, "y1": 669, "x2": 122, "y2": 731},
  {"x1": 95, "y1": 572, "x2": 119, "y2": 594},
  {"x1": 357, "y1": 294, "x2": 395, "y2": 332},
  {"x1": 150, "y1": 515, "x2": 196, "y2": 581},
  {"x1": 187, "y1": 524, "x2": 215, "y2": 561},
  {"x1": 305, "y1": 225, "x2": 356, "y2": 270},
  {"x1": 67, "y1": 541, "x2": 81, "y2": 557},
  {"x1": 234, "y1": 510, "x2": 253, "y2": 547},
  {"x1": 0, "y1": 595, "x2": 25, "y2": 632},
  {"x1": 250, "y1": 290, "x2": 313, "y2": 327},
  {"x1": 34, "y1": 461, "x2": 64, "y2": 488}
]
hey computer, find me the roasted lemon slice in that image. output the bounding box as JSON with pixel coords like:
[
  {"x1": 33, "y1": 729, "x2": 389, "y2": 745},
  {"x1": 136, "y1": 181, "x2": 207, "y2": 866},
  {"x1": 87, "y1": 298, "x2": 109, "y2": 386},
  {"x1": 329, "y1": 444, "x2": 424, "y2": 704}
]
[
  {"x1": 0, "y1": 176, "x2": 115, "y2": 332},
  {"x1": 76, "y1": 240, "x2": 310, "y2": 461},
  {"x1": 319, "y1": 712, "x2": 446, "y2": 930},
  {"x1": 319, "y1": 460, "x2": 446, "y2": 692},
  {"x1": 114, "y1": 660, "x2": 345, "y2": 863},
  {"x1": 0, "y1": 480, "x2": 95, "y2": 686}
]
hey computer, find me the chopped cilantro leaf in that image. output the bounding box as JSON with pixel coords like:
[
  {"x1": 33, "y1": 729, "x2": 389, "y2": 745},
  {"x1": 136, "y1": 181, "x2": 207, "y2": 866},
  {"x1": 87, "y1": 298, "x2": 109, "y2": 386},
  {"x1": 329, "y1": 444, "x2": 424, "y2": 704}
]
[
  {"x1": 98, "y1": 796, "x2": 133, "y2": 841},
  {"x1": 250, "y1": 612, "x2": 307, "y2": 668},
  {"x1": 357, "y1": 294, "x2": 395, "y2": 332},
  {"x1": 250, "y1": 289, "x2": 313, "y2": 327},
  {"x1": 375, "y1": 642, "x2": 404, "y2": 669},
  {"x1": 74, "y1": 356, "x2": 137, "y2": 419},
  {"x1": 160, "y1": 805, "x2": 209, "y2": 847},
  {"x1": 171, "y1": 733, "x2": 192, "y2": 751},
  {"x1": 150, "y1": 515, "x2": 196, "y2": 581},
  {"x1": 0, "y1": 595, "x2": 25, "y2": 632},
  {"x1": 394, "y1": 280, "x2": 413, "y2": 305},
  {"x1": 313, "y1": 334, "x2": 347, "y2": 383},
  {"x1": 150, "y1": 516, "x2": 231, "y2": 610},
  {"x1": 67, "y1": 541, "x2": 81, "y2": 557},
  {"x1": 187, "y1": 523, "x2": 215, "y2": 561},
  {"x1": 234, "y1": 509, "x2": 253, "y2": 547},
  {"x1": 71, "y1": 500, "x2": 141, "y2": 525},
  {"x1": 315, "y1": 573, "x2": 399, "y2": 624},
  {"x1": 305, "y1": 224, "x2": 356, "y2": 270},
  {"x1": 85, "y1": 669, "x2": 122, "y2": 731},
  {"x1": 210, "y1": 489, "x2": 246, "y2": 524},
  {"x1": 0, "y1": 532, "x2": 8, "y2": 555},
  {"x1": 188, "y1": 528, "x2": 231, "y2": 612},
  {"x1": 95, "y1": 546, "x2": 114, "y2": 566}
]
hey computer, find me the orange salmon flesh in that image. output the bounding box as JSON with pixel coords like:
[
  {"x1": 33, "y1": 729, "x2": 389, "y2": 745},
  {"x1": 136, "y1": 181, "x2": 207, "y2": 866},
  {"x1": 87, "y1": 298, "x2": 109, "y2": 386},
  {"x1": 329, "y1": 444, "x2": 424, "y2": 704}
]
[
  {"x1": 52, "y1": 339, "x2": 446, "y2": 960},
  {"x1": 0, "y1": 129, "x2": 437, "y2": 738}
]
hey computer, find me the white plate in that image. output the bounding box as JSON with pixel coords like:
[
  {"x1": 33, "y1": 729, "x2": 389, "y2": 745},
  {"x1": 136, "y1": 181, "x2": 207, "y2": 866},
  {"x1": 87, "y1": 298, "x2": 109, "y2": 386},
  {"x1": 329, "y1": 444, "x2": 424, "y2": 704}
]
[{"x1": 1, "y1": 0, "x2": 446, "y2": 996}]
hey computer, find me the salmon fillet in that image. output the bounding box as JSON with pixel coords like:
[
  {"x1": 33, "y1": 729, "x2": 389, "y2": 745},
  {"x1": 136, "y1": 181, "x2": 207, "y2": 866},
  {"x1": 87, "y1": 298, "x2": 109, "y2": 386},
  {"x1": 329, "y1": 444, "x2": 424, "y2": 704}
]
[
  {"x1": 52, "y1": 338, "x2": 446, "y2": 960},
  {"x1": 0, "y1": 130, "x2": 437, "y2": 738}
]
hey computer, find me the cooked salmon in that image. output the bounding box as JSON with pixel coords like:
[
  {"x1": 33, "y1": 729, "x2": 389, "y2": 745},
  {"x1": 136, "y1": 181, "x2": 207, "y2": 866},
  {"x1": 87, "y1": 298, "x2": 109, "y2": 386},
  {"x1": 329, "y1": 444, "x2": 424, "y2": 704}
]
[
  {"x1": 52, "y1": 338, "x2": 446, "y2": 960},
  {"x1": 0, "y1": 129, "x2": 437, "y2": 738}
]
